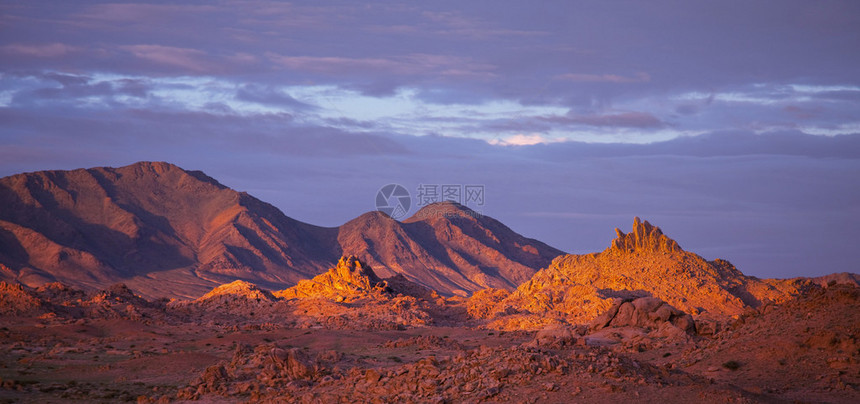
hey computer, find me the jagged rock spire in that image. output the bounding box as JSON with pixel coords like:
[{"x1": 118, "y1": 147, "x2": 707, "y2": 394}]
[
  {"x1": 611, "y1": 217, "x2": 682, "y2": 253},
  {"x1": 332, "y1": 255, "x2": 383, "y2": 289}
]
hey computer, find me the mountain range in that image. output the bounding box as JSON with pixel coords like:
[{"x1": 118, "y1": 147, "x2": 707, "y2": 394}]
[
  {"x1": 0, "y1": 162, "x2": 561, "y2": 298},
  {"x1": 2, "y1": 162, "x2": 857, "y2": 404}
]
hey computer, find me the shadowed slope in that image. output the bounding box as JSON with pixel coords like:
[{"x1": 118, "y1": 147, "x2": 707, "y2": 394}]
[
  {"x1": 0, "y1": 163, "x2": 560, "y2": 298},
  {"x1": 337, "y1": 202, "x2": 564, "y2": 296},
  {"x1": 0, "y1": 162, "x2": 335, "y2": 298}
]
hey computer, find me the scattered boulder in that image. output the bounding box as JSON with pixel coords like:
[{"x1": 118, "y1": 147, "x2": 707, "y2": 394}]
[
  {"x1": 590, "y1": 297, "x2": 696, "y2": 334},
  {"x1": 0, "y1": 281, "x2": 41, "y2": 315},
  {"x1": 533, "y1": 323, "x2": 586, "y2": 347},
  {"x1": 466, "y1": 288, "x2": 510, "y2": 319}
]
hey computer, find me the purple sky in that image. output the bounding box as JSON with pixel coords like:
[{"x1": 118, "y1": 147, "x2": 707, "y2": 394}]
[{"x1": 1, "y1": 1, "x2": 859, "y2": 279}]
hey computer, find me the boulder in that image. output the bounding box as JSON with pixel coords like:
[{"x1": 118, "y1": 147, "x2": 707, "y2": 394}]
[{"x1": 591, "y1": 296, "x2": 696, "y2": 334}]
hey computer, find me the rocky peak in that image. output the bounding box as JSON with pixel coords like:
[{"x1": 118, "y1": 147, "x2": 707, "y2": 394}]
[
  {"x1": 332, "y1": 255, "x2": 384, "y2": 288},
  {"x1": 610, "y1": 217, "x2": 681, "y2": 254},
  {"x1": 275, "y1": 256, "x2": 389, "y2": 300},
  {"x1": 405, "y1": 201, "x2": 481, "y2": 223}
]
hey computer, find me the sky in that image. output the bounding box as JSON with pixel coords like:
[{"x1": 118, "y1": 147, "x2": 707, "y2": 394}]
[{"x1": 1, "y1": 0, "x2": 859, "y2": 279}]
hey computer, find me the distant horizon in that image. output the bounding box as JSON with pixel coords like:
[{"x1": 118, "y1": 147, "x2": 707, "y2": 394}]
[{"x1": 2, "y1": 158, "x2": 858, "y2": 282}]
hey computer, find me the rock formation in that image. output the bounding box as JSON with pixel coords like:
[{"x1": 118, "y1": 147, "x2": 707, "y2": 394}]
[
  {"x1": 590, "y1": 297, "x2": 695, "y2": 333},
  {"x1": 195, "y1": 280, "x2": 278, "y2": 304},
  {"x1": 0, "y1": 281, "x2": 41, "y2": 315},
  {"x1": 482, "y1": 217, "x2": 815, "y2": 327},
  {"x1": 610, "y1": 217, "x2": 681, "y2": 254},
  {"x1": 275, "y1": 256, "x2": 389, "y2": 301}
]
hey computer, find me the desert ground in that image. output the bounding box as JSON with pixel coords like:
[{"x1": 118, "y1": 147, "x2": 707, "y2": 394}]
[{"x1": 1, "y1": 269, "x2": 857, "y2": 404}]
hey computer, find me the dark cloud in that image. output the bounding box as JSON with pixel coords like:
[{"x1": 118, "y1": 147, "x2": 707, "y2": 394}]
[
  {"x1": 323, "y1": 117, "x2": 379, "y2": 130},
  {"x1": 235, "y1": 84, "x2": 316, "y2": 110},
  {"x1": 542, "y1": 111, "x2": 667, "y2": 129},
  {"x1": 7, "y1": 72, "x2": 150, "y2": 107}
]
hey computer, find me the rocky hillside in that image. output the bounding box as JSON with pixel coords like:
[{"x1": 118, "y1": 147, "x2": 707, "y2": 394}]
[
  {"x1": 337, "y1": 202, "x2": 563, "y2": 296},
  {"x1": 0, "y1": 162, "x2": 335, "y2": 298},
  {"x1": 681, "y1": 284, "x2": 860, "y2": 400},
  {"x1": 174, "y1": 256, "x2": 451, "y2": 330},
  {"x1": 479, "y1": 217, "x2": 816, "y2": 326},
  {"x1": 0, "y1": 162, "x2": 562, "y2": 298}
]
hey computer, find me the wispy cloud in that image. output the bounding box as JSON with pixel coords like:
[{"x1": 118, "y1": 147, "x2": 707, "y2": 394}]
[
  {"x1": 489, "y1": 133, "x2": 554, "y2": 146},
  {"x1": 121, "y1": 45, "x2": 209, "y2": 72},
  {"x1": 1, "y1": 43, "x2": 79, "y2": 58},
  {"x1": 77, "y1": 3, "x2": 219, "y2": 22},
  {"x1": 266, "y1": 53, "x2": 496, "y2": 78},
  {"x1": 556, "y1": 72, "x2": 651, "y2": 83},
  {"x1": 235, "y1": 84, "x2": 316, "y2": 111},
  {"x1": 541, "y1": 111, "x2": 666, "y2": 129}
]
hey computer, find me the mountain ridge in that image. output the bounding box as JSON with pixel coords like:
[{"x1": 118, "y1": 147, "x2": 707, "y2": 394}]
[{"x1": 0, "y1": 162, "x2": 562, "y2": 298}]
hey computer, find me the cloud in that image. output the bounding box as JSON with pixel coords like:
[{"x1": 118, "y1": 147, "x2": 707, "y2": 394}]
[
  {"x1": 77, "y1": 3, "x2": 219, "y2": 22},
  {"x1": 235, "y1": 84, "x2": 316, "y2": 110},
  {"x1": 541, "y1": 111, "x2": 666, "y2": 129},
  {"x1": 524, "y1": 131, "x2": 860, "y2": 159},
  {"x1": 323, "y1": 117, "x2": 378, "y2": 130},
  {"x1": 120, "y1": 45, "x2": 209, "y2": 72},
  {"x1": 489, "y1": 133, "x2": 552, "y2": 146},
  {"x1": 266, "y1": 53, "x2": 496, "y2": 78},
  {"x1": 6, "y1": 72, "x2": 150, "y2": 107},
  {"x1": 556, "y1": 72, "x2": 651, "y2": 83},
  {"x1": 419, "y1": 10, "x2": 546, "y2": 39},
  {"x1": 1, "y1": 43, "x2": 79, "y2": 58}
]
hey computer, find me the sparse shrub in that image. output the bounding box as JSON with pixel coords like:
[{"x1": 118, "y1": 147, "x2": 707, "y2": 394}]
[{"x1": 722, "y1": 360, "x2": 741, "y2": 370}]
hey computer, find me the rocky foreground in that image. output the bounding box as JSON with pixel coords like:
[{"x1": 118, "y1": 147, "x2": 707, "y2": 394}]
[{"x1": 1, "y1": 254, "x2": 858, "y2": 403}]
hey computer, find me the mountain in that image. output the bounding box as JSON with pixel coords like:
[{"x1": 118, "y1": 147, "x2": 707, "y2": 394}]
[
  {"x1": 0, "y1": 162, "x2": 562, "y2": 298},
  {"x1": 486, "y1": 217, "x2": 815, "y2": 325},
  {"x1": 0, "y1": 162, "x2": 335, "y2": 298},
  {"x1": 337, "y1": 202, "x2": 563, "y2": 296}
]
